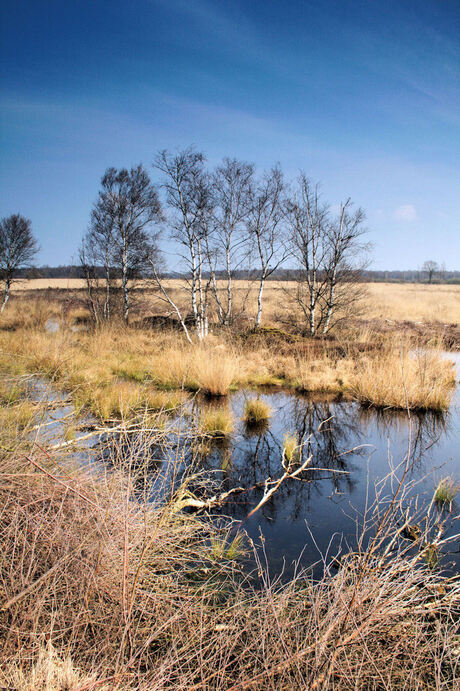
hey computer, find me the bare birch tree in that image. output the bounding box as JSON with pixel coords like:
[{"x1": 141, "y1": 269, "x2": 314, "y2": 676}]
[
  {"x1": 321, "y1": 200, "x2": 368, "y2": 333},
  {"x1": 285, "y1": 175, "x2": 369, "y2": 335},
  {"x1": 86, "y1": 165, "x2": 162, "y2": 323},
  {"x1": 212, "y1": 158, "x2": 254, "y2": 325},
  {"x1": 285, "y1": 176, "x2": 330, "y2": 335},
  {"x1": 246, "y1": 166, "x2": 289, "y2": 328},
  {"x1": 0, "y1": 214, "x2": 38, "y2": 313},
  {"x1": 154, "y1": 148, "x2": 213, "y2": 340}
]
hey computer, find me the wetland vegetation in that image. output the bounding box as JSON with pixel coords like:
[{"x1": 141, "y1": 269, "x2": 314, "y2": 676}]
[{"x1": 0, "y1": 284, "x2": 459, "y2": 689}]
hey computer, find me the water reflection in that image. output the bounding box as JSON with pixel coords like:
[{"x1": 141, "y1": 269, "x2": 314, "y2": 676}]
[
  {"x1": 179, "y1": 392, "x2": 449, "y2": 521},
  {"x1": 98, "y1": 381, "x2": 459, "y2": 576},
  {"x1": 357, "y1": 405, "x2": 451, "y2": 463}
]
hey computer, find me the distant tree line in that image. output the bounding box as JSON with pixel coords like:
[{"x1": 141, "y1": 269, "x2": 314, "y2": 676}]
[{"x1": 12, "y1": 265, "x2": 460, "y2": 284}]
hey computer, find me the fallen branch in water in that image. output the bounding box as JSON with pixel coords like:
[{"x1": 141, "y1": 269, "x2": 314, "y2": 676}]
[
  {"x1": 46, "y1": 422, "x2": 169, "y2": 450},
  {"x1": 171, "y1": 485, "x2": 247, "y2": 512},
  {"x1": 247, "y1": 451, "x2": 314, "y2": 519}
]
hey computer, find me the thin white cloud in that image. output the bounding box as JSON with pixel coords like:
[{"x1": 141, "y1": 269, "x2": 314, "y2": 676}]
[{"x1": 394, "y1": 204, "x2": 417, "y2": 222}]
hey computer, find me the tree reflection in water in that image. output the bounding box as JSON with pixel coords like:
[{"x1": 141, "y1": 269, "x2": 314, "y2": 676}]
[
  {"x1": 98, "y1": 390, "x2": 450, "y2": 523},
  {"x1": 96, "y1": 387, "x2": 457, "y2": 576},
  {"x1": 179, "y1": 393, "x2": 365, "y2": 522}
]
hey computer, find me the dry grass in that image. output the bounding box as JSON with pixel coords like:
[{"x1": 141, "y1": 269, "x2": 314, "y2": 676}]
[
  {"x1": 4, "y1": 643, "x2": 102, "y2": 691},
  {"x1": 0, "y1": 293, "x2": 457, "y2": 418},
  {"x1": 148, "y1": 343, "x2": 240, "y2": 395},
  {"x1": 11, "y1": 278, "x2": 460, "y2": 325},
  {"x1": 200, "y1": 407, "x2": 234, "y2": 437},
  {"x1": 291, "y1": 353, "x2": 355, "y2": 393},
  {"x1": 363, "y1": 282, "x2": 460, "y2": 324},
  {"x1": 1, "y1": 397, "x2": 458, "y2": 689},
  {"x1": 243, "y1": 397, "x2": 272, "y2": 424},
  {"x1": 351, "y1": 346, "x2": 456, "y2": 411}
]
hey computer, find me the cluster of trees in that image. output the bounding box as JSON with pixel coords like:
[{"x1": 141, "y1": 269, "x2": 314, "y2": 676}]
[
  {"x1": 81, "y1": 148, "x2": 370, "y2": 338},
  {"x1": 1, "y1": 171, "x2": 452, "y2": 336}
]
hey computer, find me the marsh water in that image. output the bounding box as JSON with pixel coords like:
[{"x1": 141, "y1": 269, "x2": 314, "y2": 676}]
[
  {"x1": 150, "y1": 352, "x2": 460, "y2": 576},
  {"x1": 33, "y1": 353, "x2": 460, "y2": 577}
]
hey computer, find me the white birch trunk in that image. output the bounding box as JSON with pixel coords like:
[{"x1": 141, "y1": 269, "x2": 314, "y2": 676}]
[
  {"x1": 1, "y1": 279, "x2": 11, "y2": 314},
  {"x1": 121, "y1": 231, "x2": 129, "y2": 323},
  {"x1": 223, "y1": 244, "x2": 232, "y2": 326}
]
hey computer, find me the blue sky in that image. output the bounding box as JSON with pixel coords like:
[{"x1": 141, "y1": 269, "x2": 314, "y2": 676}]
[{"x1": 1, "y1": 0, "x2": 459, "y2": 270}]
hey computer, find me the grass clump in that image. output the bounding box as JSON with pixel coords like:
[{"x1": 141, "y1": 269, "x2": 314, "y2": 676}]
[
  {"x1": 352, "y1": 347, "x2": 456, "y2": 411},
  {"x1": 0, "y1": 379, "x2": 22, "y2": 405},
  {"x1": 293, "y1": 355, "x2": 354, "y2": 394},
  {"x1": 210, "y1": 532, "x2": 245, "y2": 562},
  {"x1": 73, "y1": 381, "x2": 185, "y2": 420},
  {"x1": 193, "y1": 346, "x2": 239, "y2": 396},
  {"x1": 283, "y1": 432, "x2": 301, "y2": 465},
  {"x1": 3, "y1": 643, "x2": 97, "y2": 691},
  {"x1": 0, "y1": 399, "x2": 37, "y2": 434},
  {"x1": 243, "y1": 397, "x2": 272, "y2": 424},
  {"x1": 434, "y1": 477, "x2": 458, "y2": 508},
  {"x1": 200, "y1": 408, "x2": 234, "y2": 437}
]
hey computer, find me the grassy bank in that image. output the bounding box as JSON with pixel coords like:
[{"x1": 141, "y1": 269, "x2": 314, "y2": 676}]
[
  {"x1": 0, "y1": 387, "x2": 458, "y2": 690},
  {"x1": 0, "y1": 295, "x2": 456, "y2": 417}
]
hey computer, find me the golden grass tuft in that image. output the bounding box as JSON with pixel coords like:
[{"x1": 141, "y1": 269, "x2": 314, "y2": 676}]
[
  {"x1": 192, "y1": 346, "x2": 239, "y2": 395},
  {"x1": 434, "y1": 477, "x2": 459, "y2": 508},
  {"x1": 243, "y1": 397, "x2": 272, "y2": 424},
  {"x1": 200, "y1": 408, "x2": 234, "y2": 437},
  {"x1": 283, "y1": 432, "x2": 301, "y2": 465},
  {"x1": 292, "y1": 355, "x2": 354, "y2": 393},
  {"x1": 2, "y1": 643, "x2": 98, "y2": 691}
]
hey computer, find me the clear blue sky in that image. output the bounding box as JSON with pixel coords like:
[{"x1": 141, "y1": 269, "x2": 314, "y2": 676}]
[{"x1": 1, "y1": 0, "x2": 459, "y2": 270}]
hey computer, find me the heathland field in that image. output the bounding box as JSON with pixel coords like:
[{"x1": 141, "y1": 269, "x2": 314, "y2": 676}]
[
  {"x1": 1, "y1": 281, "x2": 458, "y2": 416},
  {"x1": 12, "y1": 278, "x2": 460, "y2": 324}
]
